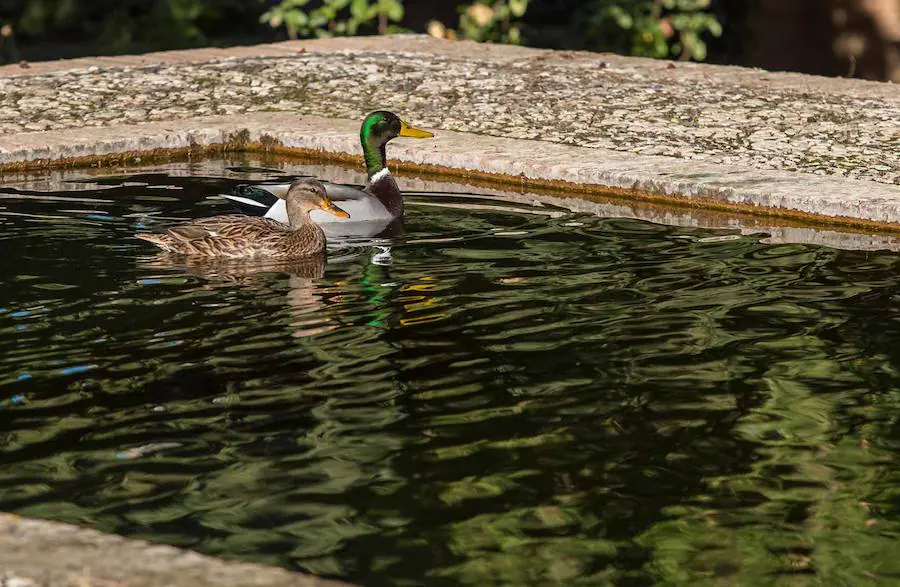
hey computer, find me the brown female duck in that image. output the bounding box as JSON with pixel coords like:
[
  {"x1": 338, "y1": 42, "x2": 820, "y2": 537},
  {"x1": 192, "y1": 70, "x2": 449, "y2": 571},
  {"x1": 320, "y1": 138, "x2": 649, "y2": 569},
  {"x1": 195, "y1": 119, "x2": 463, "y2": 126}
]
[{"x1": 136, "y1": 179, "x2": 349, "y2": 259}]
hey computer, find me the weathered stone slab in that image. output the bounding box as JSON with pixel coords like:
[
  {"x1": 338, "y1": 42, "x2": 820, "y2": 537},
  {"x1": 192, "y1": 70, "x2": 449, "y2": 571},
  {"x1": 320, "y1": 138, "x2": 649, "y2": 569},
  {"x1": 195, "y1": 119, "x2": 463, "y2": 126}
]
[
  {"x1": 0, "y1": 513, "x2": 352, "y2": 587},
  {"x1": 0, "y1": 35, "x2": 896, "y2": 229},
  {"x1": 0, "y1": 36, "x2": 896, "y2": 182}
]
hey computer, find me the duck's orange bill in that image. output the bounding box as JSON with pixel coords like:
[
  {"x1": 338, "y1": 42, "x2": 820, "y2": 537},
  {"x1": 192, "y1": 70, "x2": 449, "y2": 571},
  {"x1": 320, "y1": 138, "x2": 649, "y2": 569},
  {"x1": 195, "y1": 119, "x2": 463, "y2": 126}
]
[
  {"x1": 399, "y1": 120, "x2": 434, "y2": 138},
  {"x1": 321, "y1": 199, "x2": 350, "y2": 218}
]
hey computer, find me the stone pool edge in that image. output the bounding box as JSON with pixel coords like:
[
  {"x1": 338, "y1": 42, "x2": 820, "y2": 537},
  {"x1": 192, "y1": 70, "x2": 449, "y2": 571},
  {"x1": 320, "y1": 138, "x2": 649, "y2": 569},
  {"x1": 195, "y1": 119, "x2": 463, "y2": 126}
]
[
  {"x1": 1, "y1": 112, "x2": 899, "y2": 233},
  {"x1": 0, "y1": 513, "x2": 353, "y2": 587}
]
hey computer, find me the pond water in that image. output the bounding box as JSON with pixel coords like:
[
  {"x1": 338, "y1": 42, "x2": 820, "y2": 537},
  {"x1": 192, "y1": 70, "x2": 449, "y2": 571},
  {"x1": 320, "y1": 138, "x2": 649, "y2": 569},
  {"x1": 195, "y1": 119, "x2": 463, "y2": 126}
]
[{"x1": 2, "y1": 164, "x2": 900, "y2": 586}]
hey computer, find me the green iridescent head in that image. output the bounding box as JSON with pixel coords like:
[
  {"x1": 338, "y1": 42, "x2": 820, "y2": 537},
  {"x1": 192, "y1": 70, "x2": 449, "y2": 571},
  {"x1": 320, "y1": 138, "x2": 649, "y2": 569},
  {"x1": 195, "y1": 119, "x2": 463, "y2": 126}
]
[{"x1": 360, "y1": 111, "x2": 433, "y2": 178}]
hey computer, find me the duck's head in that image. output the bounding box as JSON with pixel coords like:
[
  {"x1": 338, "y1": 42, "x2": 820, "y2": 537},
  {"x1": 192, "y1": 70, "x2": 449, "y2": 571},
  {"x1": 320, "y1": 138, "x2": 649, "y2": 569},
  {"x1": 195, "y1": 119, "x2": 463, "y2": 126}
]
[
  {"x1": 361, "y1": 110, "x2": 434, "y2": 146},
  {"x1": 360, "y1": 111, "x2": 433, "y2": 177},
  {"x1": 284, "y1": 178, "x2": 349, "y2": 226}
]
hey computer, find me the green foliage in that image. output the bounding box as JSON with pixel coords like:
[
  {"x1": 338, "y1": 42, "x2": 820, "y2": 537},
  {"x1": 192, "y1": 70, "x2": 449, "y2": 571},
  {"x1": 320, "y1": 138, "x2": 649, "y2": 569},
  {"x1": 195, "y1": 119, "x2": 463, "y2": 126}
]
[
  {"x1": 1, "y1": 0, "x2": 722, "y2": 64},
  {"x1": 260, "y1": 0, "x2": 406, "y2": 39},
  {"x1": 589, "y1": 0, "x2": 722, "y2": 61},
  {"x1": 296, "y1": 0, "x2": 721, "y2": 61},
  {"x1": 457, "y1": 0, "x2": 529, "y2": 45},
  {"x1": 4, "y1": 0, "x2": 264, "y2": 55}
]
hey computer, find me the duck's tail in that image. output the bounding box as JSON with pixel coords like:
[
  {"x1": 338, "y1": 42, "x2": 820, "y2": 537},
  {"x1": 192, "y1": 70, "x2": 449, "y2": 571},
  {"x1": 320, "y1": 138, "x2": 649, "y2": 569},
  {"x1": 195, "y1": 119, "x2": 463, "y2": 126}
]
[
  {"x1": 135, "y1": 232, "x2": 175, "y2": 252},
  {"x1": 216, "y1": 184, "x2": 285, "y2": 216}
]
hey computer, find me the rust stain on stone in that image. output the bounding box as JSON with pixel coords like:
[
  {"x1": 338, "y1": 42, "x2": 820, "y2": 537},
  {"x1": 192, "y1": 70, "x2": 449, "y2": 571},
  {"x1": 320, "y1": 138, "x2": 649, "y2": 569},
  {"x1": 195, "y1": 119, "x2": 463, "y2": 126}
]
[
  {"x1": 224, "y1": 128, "x2": 252, "y2": 151},
  {"x1": 259, "y1": 133, "x2": 285, "y2": 152}
]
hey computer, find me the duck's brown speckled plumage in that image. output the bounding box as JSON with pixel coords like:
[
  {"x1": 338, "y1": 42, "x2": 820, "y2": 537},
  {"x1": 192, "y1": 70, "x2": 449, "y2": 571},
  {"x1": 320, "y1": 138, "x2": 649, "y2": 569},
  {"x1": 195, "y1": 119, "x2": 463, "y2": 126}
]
[
  {"x1": 136, "y1": 179, "x2": 347, "y2": 259},
  {"x1": 137, "y1": 215, "x2": 326, "y2": 259}
]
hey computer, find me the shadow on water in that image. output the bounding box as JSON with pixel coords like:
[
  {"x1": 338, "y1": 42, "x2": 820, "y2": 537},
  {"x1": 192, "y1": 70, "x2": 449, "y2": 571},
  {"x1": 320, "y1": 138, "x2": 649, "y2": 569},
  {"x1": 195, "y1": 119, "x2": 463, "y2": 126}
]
[{"x1": 2, "y1": 161, "x2": 900, "y2": 585}]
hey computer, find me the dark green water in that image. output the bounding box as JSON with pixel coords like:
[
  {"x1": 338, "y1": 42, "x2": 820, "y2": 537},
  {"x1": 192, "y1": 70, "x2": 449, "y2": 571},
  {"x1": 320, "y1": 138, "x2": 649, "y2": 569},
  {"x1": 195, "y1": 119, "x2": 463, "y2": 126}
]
[{"x1": 2, "y1": 168, "x2": 900, "y2": 586}]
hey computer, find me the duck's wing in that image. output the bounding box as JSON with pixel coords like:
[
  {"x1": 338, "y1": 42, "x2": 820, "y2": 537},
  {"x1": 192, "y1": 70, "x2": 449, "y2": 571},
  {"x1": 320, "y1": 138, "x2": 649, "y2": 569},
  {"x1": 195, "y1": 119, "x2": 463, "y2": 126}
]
[
  {"x1": 167, "y1": 225, "x2": 212, "y2": 242},
  {"x1": 173, "y1": 215, "x2": 282, "y2": 236},
  {"x1": 162, "y1": 216, "x2": 283, "y2": 245},
  {"x1": 146, "y1": 216, "x2": 288, "y2": 257},
  {"x1": 324, "y1": 183, "x2": 371, "y2": 202}
]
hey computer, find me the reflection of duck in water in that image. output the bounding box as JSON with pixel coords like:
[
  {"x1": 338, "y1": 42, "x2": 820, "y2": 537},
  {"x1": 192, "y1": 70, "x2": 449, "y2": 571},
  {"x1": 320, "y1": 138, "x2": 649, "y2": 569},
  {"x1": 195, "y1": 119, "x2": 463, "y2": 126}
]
[
  {"x1": 138, "y1": 252, "x2": 337, "y2": 339},
  {"x1": 137, "y1": 179, "x2": 348, "y2": 259},
  {"x1": 139, "y1": 253, "x2": 327, "y2": 282},
  {"x1": 219, "y1": 111, "x2": 433, "y2": 239},
  {"x1": 371, "y1": 245, "x2": 393, "y2": 266}
]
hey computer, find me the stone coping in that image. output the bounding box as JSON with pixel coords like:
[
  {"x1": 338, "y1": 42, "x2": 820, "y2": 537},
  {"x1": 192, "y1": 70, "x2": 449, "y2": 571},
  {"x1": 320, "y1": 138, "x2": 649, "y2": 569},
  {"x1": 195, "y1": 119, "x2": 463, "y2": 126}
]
[
  {"x1": 0, "y1": 35, "x2": 895, "y2": 230},
  {"x1": 0, "y1": 513, "x2": 352, "y2": 587}
]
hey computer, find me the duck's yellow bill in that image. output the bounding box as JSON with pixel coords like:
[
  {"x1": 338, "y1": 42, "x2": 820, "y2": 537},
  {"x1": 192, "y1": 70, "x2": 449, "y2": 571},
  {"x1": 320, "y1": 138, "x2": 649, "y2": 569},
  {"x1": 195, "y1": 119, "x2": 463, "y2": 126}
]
[
  {"x1": 399, "y1": 120, "x2": 434, "y2": 138},
  {"x1": 321, "y1": 199, "x2": 350, "y2": 218}
]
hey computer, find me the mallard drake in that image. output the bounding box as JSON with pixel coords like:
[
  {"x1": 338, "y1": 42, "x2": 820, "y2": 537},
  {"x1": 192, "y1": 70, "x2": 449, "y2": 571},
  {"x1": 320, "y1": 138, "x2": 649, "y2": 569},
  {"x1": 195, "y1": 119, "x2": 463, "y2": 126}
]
[
  {"x1": 219, "y1": 111, "x2": 433, "y2": 237},
  {"x1": 137, "y1": 179, "x2": 349, "y2": 259}
]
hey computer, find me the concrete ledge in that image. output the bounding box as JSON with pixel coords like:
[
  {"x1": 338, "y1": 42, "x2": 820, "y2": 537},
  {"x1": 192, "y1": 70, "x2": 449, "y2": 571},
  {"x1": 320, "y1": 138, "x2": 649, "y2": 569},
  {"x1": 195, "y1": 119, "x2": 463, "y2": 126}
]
[
  {"x1": 0, "y1": 514, "x2": 351, "y2": 587},
  {"x1": 0, "y1": 35, "x2": 897, "y2": 230}
]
